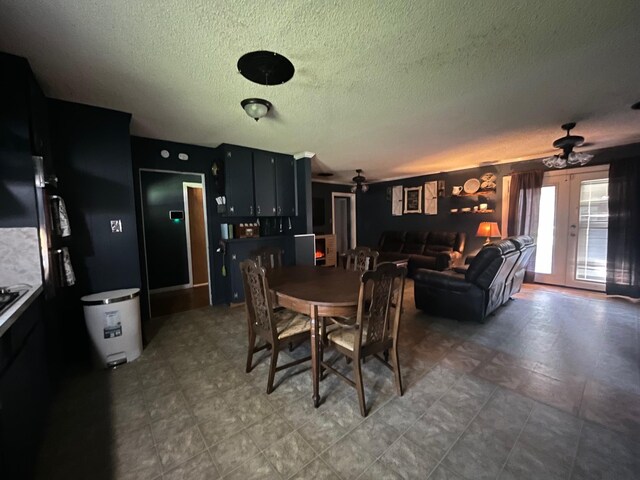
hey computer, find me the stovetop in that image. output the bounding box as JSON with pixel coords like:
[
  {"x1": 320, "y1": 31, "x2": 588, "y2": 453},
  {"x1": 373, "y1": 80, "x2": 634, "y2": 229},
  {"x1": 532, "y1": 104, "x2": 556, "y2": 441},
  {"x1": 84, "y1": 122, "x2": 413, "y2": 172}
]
[{"x1": 0, "y1": 290, "x2": 23, "y2": 316}]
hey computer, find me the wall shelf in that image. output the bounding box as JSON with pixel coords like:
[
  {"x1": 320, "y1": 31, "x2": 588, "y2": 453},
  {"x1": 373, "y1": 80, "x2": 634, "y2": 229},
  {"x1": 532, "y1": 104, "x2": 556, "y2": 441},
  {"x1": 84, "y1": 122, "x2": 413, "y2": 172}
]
[{"x1": 449, "y1": 209, "x2": 495, "y2": 215}]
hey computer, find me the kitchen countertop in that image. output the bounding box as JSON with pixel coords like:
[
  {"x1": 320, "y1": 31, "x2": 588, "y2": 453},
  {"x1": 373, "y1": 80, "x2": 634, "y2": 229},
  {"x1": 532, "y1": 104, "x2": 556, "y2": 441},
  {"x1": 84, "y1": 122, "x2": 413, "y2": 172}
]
[{"x1": 0, "y1": 284, "x2": 43, "y2": 337}]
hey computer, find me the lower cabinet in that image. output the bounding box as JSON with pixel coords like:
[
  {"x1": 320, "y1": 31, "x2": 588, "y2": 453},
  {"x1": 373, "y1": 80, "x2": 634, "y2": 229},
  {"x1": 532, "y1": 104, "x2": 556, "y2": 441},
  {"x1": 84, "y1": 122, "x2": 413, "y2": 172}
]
[
  {"x1": 0, "y1": 297, "x2": 52, "y2": 479},
  {"x1": 226, "y1": 237, "x2": 293, "y2": 303}
]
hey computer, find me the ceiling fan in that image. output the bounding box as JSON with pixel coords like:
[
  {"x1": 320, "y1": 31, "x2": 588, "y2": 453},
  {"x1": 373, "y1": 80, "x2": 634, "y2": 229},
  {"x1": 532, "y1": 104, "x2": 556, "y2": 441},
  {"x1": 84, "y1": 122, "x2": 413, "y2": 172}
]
[
  {"x1": 541, "y1": 122, "x2": 594, "y2": 169},
  {"x1": 351, "y1": 169, "x2": 369, "y2": 193}
]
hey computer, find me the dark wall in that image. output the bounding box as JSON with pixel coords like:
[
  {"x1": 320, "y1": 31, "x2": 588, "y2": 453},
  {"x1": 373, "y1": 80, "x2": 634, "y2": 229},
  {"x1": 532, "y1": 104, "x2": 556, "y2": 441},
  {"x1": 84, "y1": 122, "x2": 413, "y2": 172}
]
[
  {"x1": 356, "y1": 142, "x2": 640, "y2": 258},
  {"x1": 0, "y1": 53, "x2": 37, "y2": 228},
  {"x1": 140, "y1": 171, "x2": 201, "y2": 289},
  {"x1": 357, "y1": 165, "x2": 510, "y2": 256},
  {"x1": 132, "y1": 136, "x2": 314, "y2": 305},
  {"x1": 132, "y1": 136, "x2": 227, "y2": 305},
  {"x1": 48, "y1": 100, "x2": 142, "y2": 294},
  {"x1": 311, "y1": 182, "x2": 353, "y2": 235}
]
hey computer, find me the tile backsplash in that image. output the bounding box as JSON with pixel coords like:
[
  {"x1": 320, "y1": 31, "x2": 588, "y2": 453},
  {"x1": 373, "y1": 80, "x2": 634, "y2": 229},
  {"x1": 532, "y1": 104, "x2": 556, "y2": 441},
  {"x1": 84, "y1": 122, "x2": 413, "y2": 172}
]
[{"x1": 0, "y1": 227, "x2": 42, "y2": 287}]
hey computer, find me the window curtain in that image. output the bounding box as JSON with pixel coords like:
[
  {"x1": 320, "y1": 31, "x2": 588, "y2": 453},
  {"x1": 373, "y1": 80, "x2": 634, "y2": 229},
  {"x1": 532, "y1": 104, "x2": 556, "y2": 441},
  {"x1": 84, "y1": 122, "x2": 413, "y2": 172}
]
[
  {"x1": 606, "y1": 159, "x2": 640, "y2": 298},
  {"x1": 507, "y1": 170, "x2": 543, "y2": 282}
]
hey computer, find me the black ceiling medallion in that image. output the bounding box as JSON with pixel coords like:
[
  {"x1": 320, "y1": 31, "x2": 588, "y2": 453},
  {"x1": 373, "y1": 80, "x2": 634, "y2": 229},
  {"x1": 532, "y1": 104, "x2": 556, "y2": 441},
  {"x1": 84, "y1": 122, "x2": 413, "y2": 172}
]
[
  {"x1": 237, "y1": 50, "x2": 295, "y2": 86},
  {"x1": 632, "y1": 101, "x2": 640, "y2": 110}
]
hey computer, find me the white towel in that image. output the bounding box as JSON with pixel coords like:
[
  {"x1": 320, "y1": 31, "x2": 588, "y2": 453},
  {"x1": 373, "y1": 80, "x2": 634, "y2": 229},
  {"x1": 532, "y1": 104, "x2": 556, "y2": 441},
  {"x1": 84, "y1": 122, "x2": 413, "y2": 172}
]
[
  {"x1": 57, "y1": 196, "x2": 71, "y2": 237},
  {"x1": 61, "y1": 247, "x2": 76, "y2": 286}
]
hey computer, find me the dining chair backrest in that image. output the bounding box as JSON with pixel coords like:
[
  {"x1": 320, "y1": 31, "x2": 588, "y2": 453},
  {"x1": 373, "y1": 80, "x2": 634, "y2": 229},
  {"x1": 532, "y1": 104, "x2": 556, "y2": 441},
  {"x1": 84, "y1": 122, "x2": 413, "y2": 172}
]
[
  {"x1": 345, "y1": 247, "x2": 379, "y2": 272},
  {"x1": 240, "y1": 259, "x2": 277, "y2": 344},
  {"x1": 354, "y1": 262, "x2": 406, "y2": 353},
  {"x1": 250, "y1": 246, "x2": 283, "y2": 270}
]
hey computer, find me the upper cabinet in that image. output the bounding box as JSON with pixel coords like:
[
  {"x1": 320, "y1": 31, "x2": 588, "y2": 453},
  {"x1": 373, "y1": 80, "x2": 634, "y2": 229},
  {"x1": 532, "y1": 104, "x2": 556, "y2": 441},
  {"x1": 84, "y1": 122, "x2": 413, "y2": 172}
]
[
  {"x1": 253, "y1": 151, "x2": 277, "y2": 217},
  {"x1": 221, "y1": 145, "x2": 297, "y2": 217},
  {"x1": 275, "y1": 154, "x2": 297, "y2": 216},
  {"x1": 223, "y1": 146, "x2": 255, "y2": 217}
]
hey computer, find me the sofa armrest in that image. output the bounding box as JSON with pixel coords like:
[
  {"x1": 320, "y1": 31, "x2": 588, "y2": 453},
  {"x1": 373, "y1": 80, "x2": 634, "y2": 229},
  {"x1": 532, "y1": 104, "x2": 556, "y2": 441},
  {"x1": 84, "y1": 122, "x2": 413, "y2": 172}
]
[
  {"x1": 413, "y1": 268, "x2": 472, "y2": 292},
  {"x1": 465, "y1": 254, "x2": 476, "y2": 265},
  {"x1": 433, "y1": 251, "x2": 461, "y2": 270}
]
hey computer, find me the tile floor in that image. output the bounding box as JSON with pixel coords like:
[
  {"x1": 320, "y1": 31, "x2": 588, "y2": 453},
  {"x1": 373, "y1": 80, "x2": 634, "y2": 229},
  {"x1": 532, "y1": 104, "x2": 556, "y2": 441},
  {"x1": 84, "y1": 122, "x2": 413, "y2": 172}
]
[{"x1": 36, "y1": 283, "x2": 640, "y2": 479}]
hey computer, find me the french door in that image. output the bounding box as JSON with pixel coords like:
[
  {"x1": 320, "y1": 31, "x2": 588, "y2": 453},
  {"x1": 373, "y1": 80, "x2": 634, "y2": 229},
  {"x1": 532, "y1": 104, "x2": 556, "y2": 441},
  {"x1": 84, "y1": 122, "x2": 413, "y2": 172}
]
[{"x1": 534, "y1": 165, "x2": 609, "y2": 291}]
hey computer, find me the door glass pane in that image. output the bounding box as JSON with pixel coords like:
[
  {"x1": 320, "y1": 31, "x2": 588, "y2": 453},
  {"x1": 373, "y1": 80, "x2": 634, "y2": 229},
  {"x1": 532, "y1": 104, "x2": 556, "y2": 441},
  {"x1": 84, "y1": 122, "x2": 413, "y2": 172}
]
[
  {"x1": 575, "y1": 179, "x2": 608, "y2": 283},
  {"x1": 535, "y1": 185, "x2": 556, "y2": 274}
]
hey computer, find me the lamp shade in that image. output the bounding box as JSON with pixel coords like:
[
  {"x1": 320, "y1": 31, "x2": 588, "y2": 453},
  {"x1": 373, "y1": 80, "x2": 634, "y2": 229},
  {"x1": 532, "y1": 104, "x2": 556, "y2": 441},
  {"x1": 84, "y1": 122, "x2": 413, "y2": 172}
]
[{"x1": 476, "y1": 222, "x2": 501, "y2": 239}]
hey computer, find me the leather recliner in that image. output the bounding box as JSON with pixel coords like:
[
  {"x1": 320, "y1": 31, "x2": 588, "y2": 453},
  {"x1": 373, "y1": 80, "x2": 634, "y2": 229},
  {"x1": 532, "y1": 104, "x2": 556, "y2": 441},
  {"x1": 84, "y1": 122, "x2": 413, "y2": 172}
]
[
  {"x1": 504, "y1": 235, "x2": 536, "y2": 302},
  {"x1": 413, "y1": 240, "x2": 519, "y2": 322}
]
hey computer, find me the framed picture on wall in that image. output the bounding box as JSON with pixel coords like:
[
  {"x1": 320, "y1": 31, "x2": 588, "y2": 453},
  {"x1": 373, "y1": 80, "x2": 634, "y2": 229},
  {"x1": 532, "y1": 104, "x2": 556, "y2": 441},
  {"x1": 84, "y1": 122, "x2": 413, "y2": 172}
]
[
  {"x1": 424, "y1": 181, "x2": 437, "y2": 215},
  {"x1": 403, "y1": 186, "x2": 422, "y2": 214}
]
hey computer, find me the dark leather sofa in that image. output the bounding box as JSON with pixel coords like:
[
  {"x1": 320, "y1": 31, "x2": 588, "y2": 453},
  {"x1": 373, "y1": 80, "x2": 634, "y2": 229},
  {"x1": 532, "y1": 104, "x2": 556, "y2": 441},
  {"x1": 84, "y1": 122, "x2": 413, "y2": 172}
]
[
  {"x1": 377, "y1": 231, "x2": 466, "y2": 276},
  {"x1": 413, "y1": 236, "x2": 535, "y2": 322}
]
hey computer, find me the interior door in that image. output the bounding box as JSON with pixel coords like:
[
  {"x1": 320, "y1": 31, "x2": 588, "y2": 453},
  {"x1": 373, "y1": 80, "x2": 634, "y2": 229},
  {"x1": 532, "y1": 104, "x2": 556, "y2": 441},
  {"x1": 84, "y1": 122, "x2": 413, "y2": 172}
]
[
  {"x1": 534, "y1": 166, "x2": 608, "y2": 291},
  {"x1": 186, "y1": 186, "x2": 208, "y2": 286}
]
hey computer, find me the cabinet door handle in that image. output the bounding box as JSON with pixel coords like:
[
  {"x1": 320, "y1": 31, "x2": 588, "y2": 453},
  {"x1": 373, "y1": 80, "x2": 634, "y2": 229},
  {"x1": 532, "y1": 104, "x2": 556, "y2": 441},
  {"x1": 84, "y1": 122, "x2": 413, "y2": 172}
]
[
  {"x1": 229, "y1": 206, "x2": 234, "y2": 213},
  {"x1": 275, "y1": 206, "x2": 279, "y2": 214},
  {"x1": 271, "y1": 158, "x2": 275, "y2": 164},
  {"x1": 250, "y1": 205, "x2": 253, "y2": 215},
  {"x1": 231, "y1": 254, "x2": 237, "y2": 260},
  {"x1": 257, "y1": 205, "x2": 261, "y2": 215}
]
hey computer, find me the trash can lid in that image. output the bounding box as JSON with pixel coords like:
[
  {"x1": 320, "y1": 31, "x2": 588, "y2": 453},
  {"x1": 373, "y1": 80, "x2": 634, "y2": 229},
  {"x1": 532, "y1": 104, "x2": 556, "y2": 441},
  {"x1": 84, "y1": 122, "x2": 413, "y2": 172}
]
[{"x1": 81, "y1": 288, "x2": 140, "y2": 306}]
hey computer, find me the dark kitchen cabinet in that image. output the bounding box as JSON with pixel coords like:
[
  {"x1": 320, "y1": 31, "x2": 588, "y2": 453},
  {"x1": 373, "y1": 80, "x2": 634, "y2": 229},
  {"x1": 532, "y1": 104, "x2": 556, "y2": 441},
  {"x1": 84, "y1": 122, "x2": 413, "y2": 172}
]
[
  {"x1": 223, "y1": 146, "x2": 254, "y2": 217},
  {"x1": 253, "y1": 151, "x2": 277, "y2": 217},
  {"x1": 221, "y1": 144, "x2": 298, "y2": 218},
  {"x1": 276, "y1": 154, "x2": 297, "y2": 216}
]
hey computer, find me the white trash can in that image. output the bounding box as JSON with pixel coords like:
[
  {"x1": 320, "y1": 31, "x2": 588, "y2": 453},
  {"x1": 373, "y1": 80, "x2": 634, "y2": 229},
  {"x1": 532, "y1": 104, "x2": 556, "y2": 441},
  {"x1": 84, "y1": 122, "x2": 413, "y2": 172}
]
[{"x1": 81, "y1": 288, "x2": 142, "y2": 368}]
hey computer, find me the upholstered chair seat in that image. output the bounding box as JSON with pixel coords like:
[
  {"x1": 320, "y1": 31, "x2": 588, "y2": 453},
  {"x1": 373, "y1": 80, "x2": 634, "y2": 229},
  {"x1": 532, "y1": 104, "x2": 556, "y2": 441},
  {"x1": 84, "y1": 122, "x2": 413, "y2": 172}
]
[{"x1": 275, "y1": 310, "x2": 311, "y2": 339}]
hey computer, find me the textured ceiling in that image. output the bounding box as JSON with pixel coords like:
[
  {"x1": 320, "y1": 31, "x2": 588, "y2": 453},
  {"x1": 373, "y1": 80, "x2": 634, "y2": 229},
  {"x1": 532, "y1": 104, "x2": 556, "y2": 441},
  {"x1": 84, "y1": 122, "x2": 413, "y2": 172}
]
[{"x1": 2, "y1": 1, "x2": 640, "y2": 182}]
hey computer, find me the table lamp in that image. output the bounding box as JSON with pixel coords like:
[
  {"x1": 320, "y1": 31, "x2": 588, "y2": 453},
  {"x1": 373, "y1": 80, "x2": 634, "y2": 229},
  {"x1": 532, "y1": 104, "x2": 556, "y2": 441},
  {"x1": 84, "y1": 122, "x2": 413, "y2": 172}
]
[{"x1": 476, "y1": 222, "x2": 501, "y2": 244}]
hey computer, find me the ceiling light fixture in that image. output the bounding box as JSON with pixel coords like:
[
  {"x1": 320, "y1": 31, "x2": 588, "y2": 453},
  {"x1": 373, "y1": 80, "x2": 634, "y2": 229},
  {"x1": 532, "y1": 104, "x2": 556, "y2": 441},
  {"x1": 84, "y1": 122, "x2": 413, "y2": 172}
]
[
  {"x1": 541, "y1": 122, "x2": 593, "y2": 169},
  {"x1": 241, "y1": 98, "x2": 272, "y2": 121},
  {"x1": 351, "y1": 169, "x2": 369, "y2": 193}
]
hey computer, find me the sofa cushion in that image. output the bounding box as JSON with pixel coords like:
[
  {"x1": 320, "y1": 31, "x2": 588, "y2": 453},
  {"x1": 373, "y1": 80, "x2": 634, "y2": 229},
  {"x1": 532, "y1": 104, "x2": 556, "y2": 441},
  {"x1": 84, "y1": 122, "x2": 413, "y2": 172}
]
[
  {"x1": 466, "y1": 240, "x2": 517, "y2": 289},
  {"x1": 401, "y1": 231, "x2": 429, "y2": 254},
  {"x1": 379, "y1": 231, "x2": 406, "y2": 253},
  {"x1": 427, "y1": 231, "x2": 458, "y2": 248},
  {"x1": 378, "y1": 252, "x2": 410, "y2": 263},
  {"x1": 424, "y1": 245, "x2": 453, "y2": 254}
]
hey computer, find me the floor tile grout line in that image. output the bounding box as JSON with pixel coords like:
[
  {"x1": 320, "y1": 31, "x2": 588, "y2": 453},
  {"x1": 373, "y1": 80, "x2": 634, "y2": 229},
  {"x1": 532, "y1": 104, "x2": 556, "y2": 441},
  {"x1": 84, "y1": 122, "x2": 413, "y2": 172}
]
[
  {"x1": 354, "y1": 371, "x2": 470, "y2": 480},
  {"x1": 494, "y1": 401, "x2": 535, "y2": 479},
  {"x1": 566, "y1": 419, "x2": 585, "y2": 480},
  {"x1": 418, "y1": 384, "x2": 500, "y2": 480}
]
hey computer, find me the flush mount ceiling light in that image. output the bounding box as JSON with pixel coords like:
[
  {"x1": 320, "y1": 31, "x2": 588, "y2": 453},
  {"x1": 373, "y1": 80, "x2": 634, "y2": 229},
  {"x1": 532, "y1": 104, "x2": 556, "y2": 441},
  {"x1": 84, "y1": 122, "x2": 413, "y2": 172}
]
[
  {"x1": 241, "y1": 98, "x2": 272, "y2": 121},
  {"x1": 541, "y1": 122, "x2": 593, "y2": 169},
  {"x1": 351, "y1": 169, "x2": 369, "y2": 193},
  {"x1": 237, "y1": 50, "x2": 295, "y2": 86}
]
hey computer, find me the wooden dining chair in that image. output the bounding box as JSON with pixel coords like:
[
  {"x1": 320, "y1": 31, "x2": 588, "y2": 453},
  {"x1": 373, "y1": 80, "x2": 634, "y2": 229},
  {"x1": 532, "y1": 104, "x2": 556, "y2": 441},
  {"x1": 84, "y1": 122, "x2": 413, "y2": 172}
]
[
  {"x1": 249, "y1": 246, "x2": 283, "y2": 270},
  {"x1": 344, "y1": 247, "x2": 379, "y2": 272},
  {"x1": 240, "y1": 260, "x2": 311, "y2": 394},
  {"x1": 321, "y1": 262, "x2": 407, "y2": 416}
]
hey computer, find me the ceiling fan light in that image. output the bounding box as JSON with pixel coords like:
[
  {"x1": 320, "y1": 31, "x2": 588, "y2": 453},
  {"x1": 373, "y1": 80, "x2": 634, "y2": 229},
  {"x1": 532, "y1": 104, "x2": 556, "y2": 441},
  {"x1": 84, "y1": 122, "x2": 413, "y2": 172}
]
[
  {"x1": 567, "y1": 152, "x2": 593, "y2": 165},
  {"x1": 241, "y1": 98, "x2": 271, "y2": 121},
  {"x1": 361, "y1": 184, "x2": 369, "y2": 193},
  {"x1": 350, "y1": 185, "x2": 357, "y2": 193}
]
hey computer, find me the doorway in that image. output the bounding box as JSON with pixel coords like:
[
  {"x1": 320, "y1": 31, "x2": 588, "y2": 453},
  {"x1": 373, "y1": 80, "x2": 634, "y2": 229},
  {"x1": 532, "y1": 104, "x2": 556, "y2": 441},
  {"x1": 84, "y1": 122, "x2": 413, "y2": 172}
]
[
  {"x1": 139, "y1": 170, "x2": 212, "y2": 317},
  {"x1": 332, "y1": 192, "x2": 356, "y2": 255},
  {"x1": 534, "y1": 165, "x2": 609, "y2": 291}
]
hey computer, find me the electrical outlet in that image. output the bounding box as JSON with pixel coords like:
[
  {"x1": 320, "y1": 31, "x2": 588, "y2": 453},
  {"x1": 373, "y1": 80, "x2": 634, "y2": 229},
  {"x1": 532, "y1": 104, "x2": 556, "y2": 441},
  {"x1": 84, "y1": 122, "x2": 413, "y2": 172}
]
[{"x1": 110, "y1": 220, "x2": 122, "y2": 233}]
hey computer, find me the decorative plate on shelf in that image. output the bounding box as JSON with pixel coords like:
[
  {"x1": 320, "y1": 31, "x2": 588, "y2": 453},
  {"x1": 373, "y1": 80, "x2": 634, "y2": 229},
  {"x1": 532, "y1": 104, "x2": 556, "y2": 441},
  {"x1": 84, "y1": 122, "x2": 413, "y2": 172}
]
[
  {"x1": 481, "y1": 173, "x2": 497, "y2": 183},
  {"x1": 480, "y1": 180, "x2": 497, "y2": 190},
  {"x1": 463, "y1": 178, "x2": 480, "y2": 194}
]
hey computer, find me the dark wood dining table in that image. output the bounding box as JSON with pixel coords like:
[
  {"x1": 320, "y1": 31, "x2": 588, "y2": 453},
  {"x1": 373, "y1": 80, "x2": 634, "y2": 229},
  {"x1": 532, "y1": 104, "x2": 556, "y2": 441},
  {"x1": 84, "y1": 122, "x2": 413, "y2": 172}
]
[{"x1": 267, "y1": 265, "x2": 362, "y2": 407}]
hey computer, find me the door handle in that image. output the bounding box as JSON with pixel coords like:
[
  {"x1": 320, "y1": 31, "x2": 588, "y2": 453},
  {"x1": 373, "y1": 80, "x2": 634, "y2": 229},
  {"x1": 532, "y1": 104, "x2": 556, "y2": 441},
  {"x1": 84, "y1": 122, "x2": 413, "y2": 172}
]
[
  {"x1": 277, "y1": 206, "x2": 281, "y2": 214},
  {"x1": 250, "y1": 205, "x2": 253, "y2": 215},
  {"x1": 257, "y1": 205, "x2": 261, "y2": 215}
]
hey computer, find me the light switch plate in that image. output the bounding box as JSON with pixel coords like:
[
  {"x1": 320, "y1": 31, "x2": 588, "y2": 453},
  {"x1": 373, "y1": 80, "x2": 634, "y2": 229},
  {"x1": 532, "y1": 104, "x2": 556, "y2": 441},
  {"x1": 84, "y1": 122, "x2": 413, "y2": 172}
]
[{"x1": 111, "y1": 220, "x2": 123, "y2": 233}]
